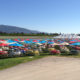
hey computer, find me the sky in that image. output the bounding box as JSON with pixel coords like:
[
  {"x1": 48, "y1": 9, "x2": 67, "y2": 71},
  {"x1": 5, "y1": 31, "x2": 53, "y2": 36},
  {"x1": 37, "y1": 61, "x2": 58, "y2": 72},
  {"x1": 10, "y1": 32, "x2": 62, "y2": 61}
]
[{"x1": 0, "y1": 0, "x2": 80, "y2": 33}]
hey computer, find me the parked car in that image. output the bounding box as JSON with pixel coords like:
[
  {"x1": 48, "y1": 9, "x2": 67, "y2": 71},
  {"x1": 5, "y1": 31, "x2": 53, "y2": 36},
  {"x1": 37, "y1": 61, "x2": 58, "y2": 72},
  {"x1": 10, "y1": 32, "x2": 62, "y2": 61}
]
[
  {"x1": 26, "y1": 49, "x2": 34, "y2": 56},
  {"x1": 0, "y1": 51, "x2": 8, "y2": 58},
  {"x1": 8, "y1": 48, "x2": 22, "y2": 57},
  {"x1": 70, "y1": 50, "x2": 80, "y2": 55},
  {"x1": 50, "y1": 50, "x2": 60, "y2": 55},
  {"x1": 75, "y1": 46, "x2": 80, "y2": 50}
]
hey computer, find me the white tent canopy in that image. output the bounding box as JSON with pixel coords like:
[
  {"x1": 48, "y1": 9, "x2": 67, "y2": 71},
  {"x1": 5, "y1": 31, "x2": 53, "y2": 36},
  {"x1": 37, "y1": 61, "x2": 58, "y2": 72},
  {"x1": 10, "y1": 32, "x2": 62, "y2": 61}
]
[{"x1": 53, "y1": 34, "x2": 80, "y2": 39}]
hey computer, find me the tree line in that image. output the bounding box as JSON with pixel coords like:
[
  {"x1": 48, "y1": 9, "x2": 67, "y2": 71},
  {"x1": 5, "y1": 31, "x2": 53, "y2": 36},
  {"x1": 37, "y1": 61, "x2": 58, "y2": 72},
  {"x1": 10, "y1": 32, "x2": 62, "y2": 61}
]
[{"x1": 0, "y1": 32, "x2": 59, "y2": 36}]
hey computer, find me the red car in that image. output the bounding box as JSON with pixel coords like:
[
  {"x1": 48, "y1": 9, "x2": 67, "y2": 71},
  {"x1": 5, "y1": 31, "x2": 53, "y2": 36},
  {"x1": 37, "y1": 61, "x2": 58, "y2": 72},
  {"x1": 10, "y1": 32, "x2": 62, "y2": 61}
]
[
  {"x1": 0, "y1": 51, "x2": 8, "y2": 58},
  {"x1": 50, "y1": 50, "x2": 60, "y2": 55},
  {"x1": 0, "y1": 51, "x2": 8, "y2": 54},
  {"x1": 75, "y1": 46, "x2": 80, "y2": 50}
]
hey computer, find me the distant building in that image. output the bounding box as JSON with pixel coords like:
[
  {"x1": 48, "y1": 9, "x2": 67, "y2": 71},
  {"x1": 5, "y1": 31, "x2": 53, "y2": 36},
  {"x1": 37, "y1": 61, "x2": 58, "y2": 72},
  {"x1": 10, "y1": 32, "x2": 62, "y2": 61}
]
[{"x1": 53, "y1": 34, "x2": 80, "y2": 39}]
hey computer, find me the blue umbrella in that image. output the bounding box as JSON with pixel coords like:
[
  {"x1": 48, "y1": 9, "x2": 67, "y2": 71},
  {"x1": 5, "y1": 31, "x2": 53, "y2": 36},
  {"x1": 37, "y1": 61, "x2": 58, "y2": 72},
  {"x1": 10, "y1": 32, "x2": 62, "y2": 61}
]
[
  {"x1": 60, "y1": 41, "x2": 64, "y2": 43},
  {"x1": 48, "y1": 42, "x2": 54, "y2": 44},
  {"x1": 24, "y1": 40, "x2": 31, "y2": 44},
  {"x1": 70, "y1": 40, "x2": 77, "y2": 41},
  {"x1": 9, "y1": 43, "x2": 23, "y2": 47},
  {"x1": 71, "y1": 42, "x2": 80, "y2": 45},
  {"x1": 39, "y1": 40, "x2": 47, "y2": 43},
  {"x1": 7, "y1": 39, "x2": 15, "y2": 43}
]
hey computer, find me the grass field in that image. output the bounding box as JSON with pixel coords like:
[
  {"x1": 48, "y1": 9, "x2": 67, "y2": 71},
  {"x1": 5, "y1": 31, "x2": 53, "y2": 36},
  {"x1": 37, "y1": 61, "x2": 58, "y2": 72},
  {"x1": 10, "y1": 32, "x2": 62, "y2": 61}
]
[
  {"x1": 0, "y1": 49, "x2": 80, "y2": 71},
  {"x1": 0, "y1": 53, "x2": 80, "y2": 70},
  {"x1": 0, "y1": 52, "x2": 49, "y2": 70},
  {"x1": 0, "y1": 55, "x2": 46, "y2": 70},
  {"x1": 0, "y1": 36, "x2": 53, "y2": 39}
]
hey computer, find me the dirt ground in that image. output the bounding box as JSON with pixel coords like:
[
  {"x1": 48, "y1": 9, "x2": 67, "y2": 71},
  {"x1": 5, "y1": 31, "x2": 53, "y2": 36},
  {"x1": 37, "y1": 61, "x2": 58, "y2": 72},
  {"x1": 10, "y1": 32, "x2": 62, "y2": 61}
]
[{"x1": 0, "y1": 56, "x2": 80, "y2": 80}]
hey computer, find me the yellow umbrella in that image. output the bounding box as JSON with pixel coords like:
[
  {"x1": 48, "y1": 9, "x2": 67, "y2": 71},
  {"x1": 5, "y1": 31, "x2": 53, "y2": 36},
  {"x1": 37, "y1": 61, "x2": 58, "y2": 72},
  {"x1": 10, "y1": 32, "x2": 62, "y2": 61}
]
[
  {"x1": 60, "y1": 42, "x2": 69, "y2": 45},
  {"x1": 53, "y1": 43, "x2": 60, "y2": 45}
]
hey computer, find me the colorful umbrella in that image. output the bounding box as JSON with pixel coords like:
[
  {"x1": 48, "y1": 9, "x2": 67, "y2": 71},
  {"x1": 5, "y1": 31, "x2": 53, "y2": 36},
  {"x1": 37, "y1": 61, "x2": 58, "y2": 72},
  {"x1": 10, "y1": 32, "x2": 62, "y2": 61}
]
[
  {"x1": 71, "y1": 42, "x2": 80, "y2": 45},
  {"x1": 0, "y1": 43, "x2": 8, "y2": 46}
]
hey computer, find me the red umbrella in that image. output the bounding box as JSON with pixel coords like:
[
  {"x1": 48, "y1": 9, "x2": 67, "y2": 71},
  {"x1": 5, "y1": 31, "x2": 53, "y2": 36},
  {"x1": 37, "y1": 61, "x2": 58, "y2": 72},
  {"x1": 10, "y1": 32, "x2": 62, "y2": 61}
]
[
  {"x1": 14, "y1": 39, "x2": 19, "y2": 41},
  {"x1": 21, "y1": 39, "x2": 24, "y2": 41},
  {"x1": 77, "y1": 40, "x2": 80, "y2": 42},
  {"x1": 26, "y1": 39, "x2": 30, "y2": 41},
  {"x1": 33, "y1": 40, "x2": 38, "y2": 42},
  {"x1": 0, "y1": 40, "x2": 5, "y2": 42},
  {"x1": 0, "y1": 39, "x2": 5, "y2": 41},
  {"x1": 0, "y1": 43, "x2": 8, "y2": 46},
  {"x1": 69, "y1": 41, "x2": 76, "y2": 44}
]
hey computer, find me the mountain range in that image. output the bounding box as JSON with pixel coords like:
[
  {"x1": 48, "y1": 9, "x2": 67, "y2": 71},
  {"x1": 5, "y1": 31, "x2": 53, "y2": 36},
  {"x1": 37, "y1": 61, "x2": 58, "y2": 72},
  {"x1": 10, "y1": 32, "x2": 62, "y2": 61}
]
[{"x1": 0, "y1": 25, "x2": 40, "y2": 33}]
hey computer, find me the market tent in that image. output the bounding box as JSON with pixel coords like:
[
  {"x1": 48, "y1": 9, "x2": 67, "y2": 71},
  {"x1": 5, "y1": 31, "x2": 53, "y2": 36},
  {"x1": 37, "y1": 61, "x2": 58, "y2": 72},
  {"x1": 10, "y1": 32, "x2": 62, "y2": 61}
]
[
  {"x1": 70, "y1": 42, "x2": 80, "y2": 45},
  {"x1": 9, "y1": 43, "x2": 23, "y2": 47},
  {"x1": 0, "y1": 40, "x2": 6, "y2": 43},
  {"x1": 60, "y1": 42, "x2": 69, "y2": 45},
  {"x1": 14, "y1": 39, "x2": 19, "y2": 41},
  {"x1": 70, "y1": 40, "x2": 77, "y2": 41},
  {"x1": 76, "y1": 40, "x2": 80, "y2": 42},
  {"x1": 39, "y1": 40, "x2": 47, "y2": 44},
  {"x1": 7, "y1": 40, "x2": 16, "y2": 43},
  {"x1": 53, "y1": 34, "x2": 80, "y2": 39},
  {"x1": 0, "y1": 43, "x2": 8, "y2": 46},
  {"x1": 26, "y1": 39, "x2": 30, "y2": 41},
  {"x1": 69, "y1": 41, "x2": 77, "y2": 44},
  {"x1": 52, "y1": 43, "x2": 60, "y2": 45},
  {"x1": 33, "y1": 40, "x2": 38, "y2": 43},
  {"x1": 36, "y1": 43, "x2": 42, "y2": 45},
  {"x1": 24, "y1": 40, "x2": 31, "y2": 44},
  {"x1": 6, "y1": 40, "x2": 17, "y2": 44},
  {"x1": 48, "y1": 42, "x2": 54, "y2": 44}
]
